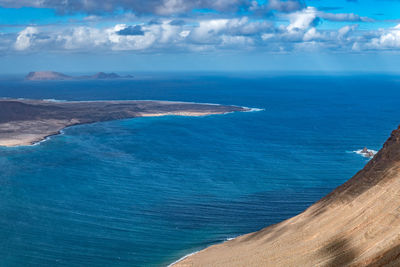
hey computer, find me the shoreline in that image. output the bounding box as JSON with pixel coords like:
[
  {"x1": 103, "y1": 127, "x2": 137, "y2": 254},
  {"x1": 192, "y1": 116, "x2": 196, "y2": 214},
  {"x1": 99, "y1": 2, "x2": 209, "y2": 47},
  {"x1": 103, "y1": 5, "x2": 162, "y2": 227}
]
[
  {"x1": 1, "y1": 97, "x2": 266, "y2": 112},
  {"x1": 168, "y1": 236, "x2": 239, "y2": 267},
  {"x1": 0, "y1": 112, "x2": 223, "y2": 148},
  {"x1": 0, "y1": 100, "x2": 263, "y2": 148},
  {"x1": 168, "y1": 252, "x2": 200, "y2": 267}
]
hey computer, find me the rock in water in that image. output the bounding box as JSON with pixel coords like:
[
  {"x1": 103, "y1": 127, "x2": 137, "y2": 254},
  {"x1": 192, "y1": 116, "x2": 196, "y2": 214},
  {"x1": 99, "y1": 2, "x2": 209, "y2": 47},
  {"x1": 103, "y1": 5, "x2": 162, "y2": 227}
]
[{"x1": 358, "y1": 147, "x2": 376, "y2": 158}]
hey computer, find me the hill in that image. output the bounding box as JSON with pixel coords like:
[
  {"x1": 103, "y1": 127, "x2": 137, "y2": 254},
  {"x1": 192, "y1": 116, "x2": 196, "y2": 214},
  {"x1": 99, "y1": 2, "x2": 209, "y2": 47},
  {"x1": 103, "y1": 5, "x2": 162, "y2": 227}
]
[{"x1": 26, "y1": 71, "x2": 72, "y2": 81}]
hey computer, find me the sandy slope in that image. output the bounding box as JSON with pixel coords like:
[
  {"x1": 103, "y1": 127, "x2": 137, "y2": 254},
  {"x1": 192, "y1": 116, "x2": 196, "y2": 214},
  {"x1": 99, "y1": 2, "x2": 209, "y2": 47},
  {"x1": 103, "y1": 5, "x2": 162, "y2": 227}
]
[{"x1": 175, "y1": 126, "x2": 400, "y2": 266}]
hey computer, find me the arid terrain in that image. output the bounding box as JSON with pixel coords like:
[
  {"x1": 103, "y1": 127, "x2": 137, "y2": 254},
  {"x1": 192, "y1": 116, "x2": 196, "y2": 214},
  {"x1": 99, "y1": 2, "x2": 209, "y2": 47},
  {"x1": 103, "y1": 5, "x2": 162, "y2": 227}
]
[
  {"x1": 175, "y1": 126, "x2": 400, "y2": 266},
  {"x1": 0, "y1": 99, "x2": 246, "y2": 147}
]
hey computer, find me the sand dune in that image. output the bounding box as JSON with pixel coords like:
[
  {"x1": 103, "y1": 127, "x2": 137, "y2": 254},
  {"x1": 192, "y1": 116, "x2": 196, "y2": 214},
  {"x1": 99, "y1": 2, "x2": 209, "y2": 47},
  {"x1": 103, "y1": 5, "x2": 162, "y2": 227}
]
[{"x1": 175, "y1": 126, "x2": 400, "y2": 266}]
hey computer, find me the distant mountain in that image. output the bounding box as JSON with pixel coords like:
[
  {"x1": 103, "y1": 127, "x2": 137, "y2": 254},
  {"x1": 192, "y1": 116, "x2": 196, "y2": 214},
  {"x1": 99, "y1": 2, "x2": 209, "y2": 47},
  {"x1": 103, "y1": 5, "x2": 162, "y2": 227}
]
[
  {"x1": 26, "y1": 71, "x2": 72, "y2": 81},
  {"x1": 26, "y1": 71, "x2": 134, "y2": 81},
  {"x1": 81, "y1": 72, "x2": 134, "y2": 80}
]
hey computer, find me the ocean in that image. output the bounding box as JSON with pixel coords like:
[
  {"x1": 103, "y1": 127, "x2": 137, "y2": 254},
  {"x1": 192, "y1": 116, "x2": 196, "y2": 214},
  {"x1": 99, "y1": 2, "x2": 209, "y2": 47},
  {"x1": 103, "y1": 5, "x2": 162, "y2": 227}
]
[{"x1": 0, "y1": 73, "x2": 399, "y2": 266}]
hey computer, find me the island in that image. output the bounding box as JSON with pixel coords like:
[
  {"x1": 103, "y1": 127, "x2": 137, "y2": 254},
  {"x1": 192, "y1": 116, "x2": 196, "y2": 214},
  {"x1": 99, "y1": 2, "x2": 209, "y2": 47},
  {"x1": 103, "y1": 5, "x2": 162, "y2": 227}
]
[
  {"x1": 0, "y1": 99, "x2": 248, "y2": 147},
  {"x1": 174, "y1": 126, "x2": 400, "y2": 266},
  {"x1": 25, "y1": 71, "x2": 134, "y2": 81}
]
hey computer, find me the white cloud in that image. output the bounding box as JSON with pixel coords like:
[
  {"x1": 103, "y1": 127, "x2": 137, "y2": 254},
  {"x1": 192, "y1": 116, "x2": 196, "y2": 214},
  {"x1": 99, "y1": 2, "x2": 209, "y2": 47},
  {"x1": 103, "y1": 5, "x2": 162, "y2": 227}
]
[
  {"x1": 6, "y1": 8, "x2": 399, "y2": 54},
  {"x1": 15, "y1": 27, "x2": 38, "y2": 51},
  {"x1": 60, "y1": 27, "x2": 105, "y2": 50},
  {"x1": 261, "y1": 33, "x2": 274, "y2": 41},
  {"x1": 303, "y1": 27, "x2": 322, "y2": 42},
  {"x1": 180, "y1": 30, "x2": 190, "y2": 38},
  {"x1": 11, "y1": 17, "x2": 362, "y2": 54},
  {"x1": 371, "y1": 24, "x2": 400, "y2": 49},
  {"x1": 221, "y1": 35, "x2": 253, "y2": 47},
  {"x1": 337, "y1": 25, "x2": 358, "y2": 40},
  {"x1": 0, "y1": 0, "x2": 251, "y2": 15},
  {"x1": 352, "y1": 24, "x2": 400, "y2": 50},
  {"x1": 155, "y1": 0, "x2": 189, "y2": 15},
  {"x1": 189, "y1": 17, "x2": 270, "y2": 45},
  {"x1": 58, "y1": 24, "x2": 159, "y2": 51},
  {"x1": 268, "y1": 0, "x2": 302, "y2": 13},
  {"x1": 190, "y1": 19, "x2": 231, "y2": 43},
  {"x1": 287, "y1": 7, "x2": 318, "y2": 32},
  {"x1": 319, "y1": 12, "x2": 372, "y2": 23}
]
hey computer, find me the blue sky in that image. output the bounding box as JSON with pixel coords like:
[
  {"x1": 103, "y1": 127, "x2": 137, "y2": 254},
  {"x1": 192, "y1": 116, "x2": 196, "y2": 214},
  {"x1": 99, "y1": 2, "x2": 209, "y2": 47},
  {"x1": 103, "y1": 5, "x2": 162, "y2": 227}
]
[{"x1": 0, "y1": 0, "x2": 400, "y2": 73}]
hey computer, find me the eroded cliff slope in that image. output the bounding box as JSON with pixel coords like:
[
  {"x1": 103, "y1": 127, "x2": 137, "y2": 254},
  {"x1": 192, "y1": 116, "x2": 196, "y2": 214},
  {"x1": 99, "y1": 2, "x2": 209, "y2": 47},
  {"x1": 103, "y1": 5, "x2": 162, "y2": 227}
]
[{"x1": 175, "y1": 126, "x2": 400, "y2": 267}]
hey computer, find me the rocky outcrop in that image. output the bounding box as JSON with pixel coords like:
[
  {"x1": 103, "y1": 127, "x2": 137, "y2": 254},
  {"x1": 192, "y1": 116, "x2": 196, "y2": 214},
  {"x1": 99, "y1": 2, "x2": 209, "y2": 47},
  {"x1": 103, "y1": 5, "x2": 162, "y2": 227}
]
[
  {"x1": 175, "y1": 126, "x2": 400, "y2": 266},
  {"x1": 360, "y1": 147, "x2": 376, "y2": 158}
]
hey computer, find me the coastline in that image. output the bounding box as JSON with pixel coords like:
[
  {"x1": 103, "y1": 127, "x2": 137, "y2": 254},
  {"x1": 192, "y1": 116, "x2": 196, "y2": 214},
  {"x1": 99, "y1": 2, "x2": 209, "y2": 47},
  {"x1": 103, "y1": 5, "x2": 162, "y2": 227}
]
[
  {"x1": 168, "y1": 252, "x2": 200, "y2": 267},
  {"x1": 0, "y1": 99, "x2": 261, "y2": 148},
  {"x1": 168, "y1": 236, "x2": 239, "y2": 267},
  {"x1": 0, "y1": 126, "x2": 74, "y2": 148},
  {"x1": 0, "y1": 112, "x2": 225, "y2": 148}
]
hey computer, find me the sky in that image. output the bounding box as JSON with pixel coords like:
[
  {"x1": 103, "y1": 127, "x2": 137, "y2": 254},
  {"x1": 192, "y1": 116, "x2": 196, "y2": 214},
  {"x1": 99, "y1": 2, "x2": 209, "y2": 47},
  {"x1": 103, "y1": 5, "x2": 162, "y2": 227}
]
[{"x1": 1, "y1": 0, "x2": 400, "y2": 73}]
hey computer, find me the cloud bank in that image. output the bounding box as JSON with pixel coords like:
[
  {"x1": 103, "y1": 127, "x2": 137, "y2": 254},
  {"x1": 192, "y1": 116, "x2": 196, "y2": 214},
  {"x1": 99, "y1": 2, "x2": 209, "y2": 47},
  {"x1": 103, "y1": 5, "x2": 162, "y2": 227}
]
[
  {"x1": 0, "y1": 0, "x2": 397, "y2": 54},
  {"x1": 0, "y1": 0, "x2": 302, "y2": 15}
]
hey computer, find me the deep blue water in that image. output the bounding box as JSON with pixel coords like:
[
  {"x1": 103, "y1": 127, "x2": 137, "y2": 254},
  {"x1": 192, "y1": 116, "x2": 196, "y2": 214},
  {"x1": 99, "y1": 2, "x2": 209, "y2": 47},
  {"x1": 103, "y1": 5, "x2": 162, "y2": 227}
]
[{"x1": 0, "y1": 73, "x2": 399, "y2": 266}]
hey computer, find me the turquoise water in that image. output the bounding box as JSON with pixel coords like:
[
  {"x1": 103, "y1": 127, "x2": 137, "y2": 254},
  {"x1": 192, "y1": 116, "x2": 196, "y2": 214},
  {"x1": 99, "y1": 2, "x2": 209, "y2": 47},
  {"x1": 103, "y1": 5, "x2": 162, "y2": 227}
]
[{"x1": 0, "y1": 74, "x2": 399, "y2": 266}]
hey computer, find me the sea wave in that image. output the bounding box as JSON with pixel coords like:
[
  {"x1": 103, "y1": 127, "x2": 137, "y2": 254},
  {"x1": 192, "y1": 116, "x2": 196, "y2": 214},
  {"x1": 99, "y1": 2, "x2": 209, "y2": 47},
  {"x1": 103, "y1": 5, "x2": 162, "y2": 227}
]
[
  {"x1": 21, "y1": 130, "x2": 66, "y2": 148},
  {"x1": 43, "y1": 99, "x2": 67, "y2": 102},
  {"x1": 241, "y1": 106, "x2": 265, "y2": 112},
  {"x1": 247, "y1": 107, "x2": 265, "y2": 112},
  {"x1": 31, "y1": 137, "x2": 51, "y2": 146}
]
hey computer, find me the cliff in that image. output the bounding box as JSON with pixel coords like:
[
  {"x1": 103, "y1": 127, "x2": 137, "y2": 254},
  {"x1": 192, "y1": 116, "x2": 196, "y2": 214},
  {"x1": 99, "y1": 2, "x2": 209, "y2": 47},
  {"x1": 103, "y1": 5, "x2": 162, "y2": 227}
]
[{"x1": 175, "y1": 126, "x2": 400, "y2": 266}]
